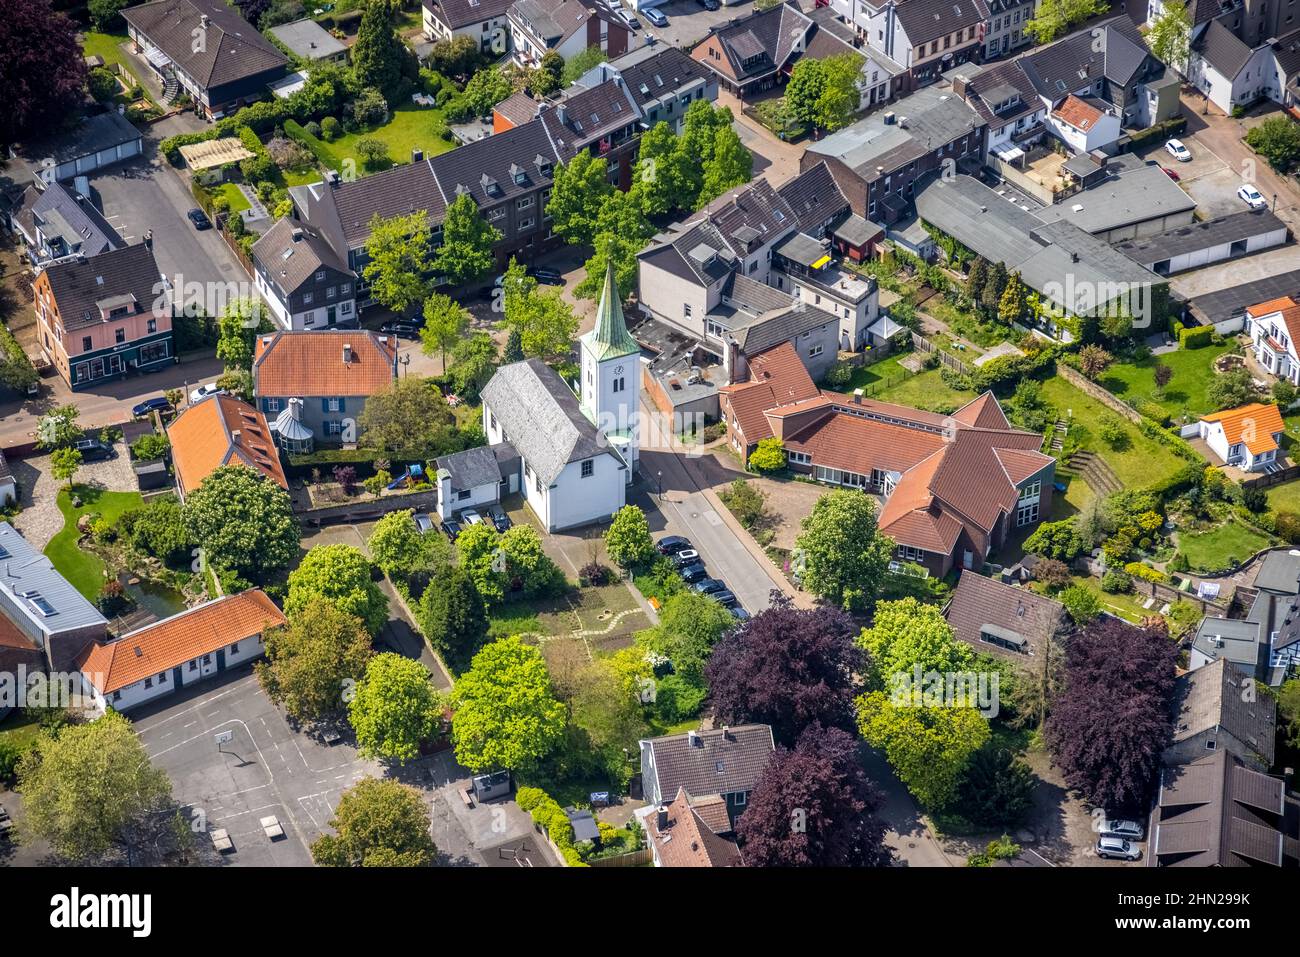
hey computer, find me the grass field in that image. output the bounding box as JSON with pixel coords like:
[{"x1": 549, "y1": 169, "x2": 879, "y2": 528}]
[
  {"x1": 1096, "y1": 343, "x2": 1232, "y2": 421},
  {"x1": 43, "y1": 485, "x2": 144, "y2": 600},
  {"x1": 491, "y1": 582, "x2": 648, "y2": 650},
  {"x1": 81, "y1": 32, "x2": 158, "y2": 107},
  {"x1": 869, "y1": 367, "x2": 977, "y2": 412},
  {"x1": 211, "y1": 182, "x2": 250, "y2": 214},
  {"x1": 836, "y1": 352, "x2": 912, "y2": 392},
  {"x1": 0, "y1": 711, "x2": 43, "y2": 750},
  {"x1": 1176, "y1": 520, "x2": 1274, "y2": 572},
  {"x1": 1266, "y1": 479, "x2": 1300, "y2": 515},
  {"x1": 296, "y1": 104, "x2": 455, "y2": 173}
]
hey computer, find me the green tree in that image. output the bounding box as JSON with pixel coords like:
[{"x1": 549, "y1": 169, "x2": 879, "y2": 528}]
[
  {"x1": 453, "y1": 521, "x2": 505, "y2": 604},
  {"x1": 1278, "y1": 679, "x2": 1300, "y2": 750},
  {"x1": 356, "y1": 377, "x2": 456, "y2": 460},
  {"x1": 546, "y1": 149, "x2": 613, "y2": 247},
  {"x1": 859, "y1": 598, "x2": 975, "y2": 687},
  {"x1": 503, "y1": 327, "x2": 524, "y2": 363},
  {"x1": 568, "y1": 658, "x2": 647, "y2": 782},
  {"x1": 506, "y1": 286, "x2": 578, "y2": 359},
  {"x1": 980, "y1": 261, "x2": 1008, "y2": 316},
  {"x1": 747, "y1": 437, "x2": 786, "y2": 473},
  {"x1": 35, "y1": 404, "x2": 81, "y2": 450},
  {"x1": 17, "y1": 712, "x2": 173, "y2": 862},
  {"x1": 1207, "y1": 367, "x2": 1258, "y2": 410},
  {"x1": 258, "y1": 603, "x2": 374, "y2": 723},
  {"x1": 534, "y1": 50, "x2": 565, "y2": 96},
  {"x1": 637, "y1": 590, "x2": 734, "y2": 686},
  {"x1": 88, "y1": 0, "x2": 130, "y2": 30},
  {"x1": 420, "y1": 292, "x2": 471, "y2": 369},
  {"x1": 561, "y1": 45, "x2": 608, "y2": 84},
  {"x1": 451, "y1": 636, "x2": 566, "y2": 772},
  {"x1": 368, "y1": 509, "x2": 448, "y2": 582},
  {"x1": 699, "y1": 125, "x2": 754, "y2": 207},
  {"x1": 998, "y1": 271, "x2": 1028, "y2": 325},
  {"x1": 1148, "y1": 0, "x2": 1192, "y2": 70},
  {"x1": 183, "y1": 465, "x2": 300, "y2": 581},
  {"x1": 355, "y1": 136, "x2": 390, "y2": 170},
  {"x1": 1059, "y1": 584, "x2": 1102, "y2": 625},
  {"x1": 215, "y1": 298, "x2": 271, "y2": 369},
  {"x1": 311, "y1": 777, "x2": 436, "y2": 866},
  {"x1": 286, "y1": 544, "x2": 389, "y2": 636},
  {"x1": 785, "y1": 57, "x2": 827, "y2": 127},
  {"x1": 50, "y1": 446, "x2": 81, "y2": 489},
  {"x1": 348, "y1": 652, "x2": 443, "y2": 762},
  {"x1": 363, "y1": 211, "x2": 432, "y2": 314},
  {"x1": 431, "y1": 192, "x2": 500, "y2": 286},
  {"x1": 1026, "y1": 0, "x2": 1108, "y2": 43},
  {"x1": 604, "y1": 504, "x2": 654, "y2": 568},
  {"x1": 631, "y1": 120, "x2": 695, "y2": 216},
  {"x1": 814, "y1": 53, "x2": 864, "y2": 131},
  {"x1": 1245, "y1": 115, "x2": 1300, "y2": 174},
  {"x1": 574, "y1": 196, "x2": 652, "y2": 302},
  {"x1": 795, "y1": 490, "x2": 895, "y2": 612},
  {"x1": 417, "y1": 565, "x2": 489, "y2": 672},
  {"x1": 461, "y1": 65, "x2": 513, "y2": 115},
  {"x1": 351, "y1": 0, "x2": 413, "y2": 102},
  {"x1": 966, "y1": 256, "x2": 989, "y2": 302},
  {"x1": 447, "y1": 331, "x2": 499, "y2": 398}
]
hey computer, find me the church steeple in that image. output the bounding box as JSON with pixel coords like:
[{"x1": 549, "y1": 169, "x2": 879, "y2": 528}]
[{"x1": 588, "y1": 257, "x2": 639, "y2": 362}]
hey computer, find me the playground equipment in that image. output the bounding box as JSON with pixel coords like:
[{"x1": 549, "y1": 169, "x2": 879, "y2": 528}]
[{"x1": 386, "y1": 462, "x2": 427, "y2": 490}]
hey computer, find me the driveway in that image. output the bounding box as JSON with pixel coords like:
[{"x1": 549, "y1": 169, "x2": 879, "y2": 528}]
[
  {"x1": 9, "y1": 439, "x2": 137, "y2": 549},
  {"x1": 638, "y1": 0, "x2": 758, "y2": 49}
]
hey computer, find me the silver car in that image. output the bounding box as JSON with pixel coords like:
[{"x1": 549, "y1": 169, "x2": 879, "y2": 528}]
[
  {"x1": 1101, "y1": 817, "x2": 1145, "y2": 841},
  {"x1": 1097, "y1": 836, "x2": 1141, "y2": 861}
]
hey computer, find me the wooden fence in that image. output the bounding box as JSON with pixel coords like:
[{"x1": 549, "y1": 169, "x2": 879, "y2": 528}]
[
  {"x1": 1242, "y1": 465, "x2": 1300, "y2": 490},
  {"x1": 910, "y1": 332, "x2": 972, "y2": 375},
  {"x1": 589, "y1": 848, "x2": 653, "y2": 868}
]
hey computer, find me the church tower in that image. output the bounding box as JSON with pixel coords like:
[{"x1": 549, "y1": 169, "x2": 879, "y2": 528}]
[{"x1": 579, "y1": 258, "x2": 640, "y2": 478}]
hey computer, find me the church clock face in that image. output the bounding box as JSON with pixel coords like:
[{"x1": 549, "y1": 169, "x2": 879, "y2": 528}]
[{"x1": 613, "y1": 365, "x2": 624, "y2": 376}]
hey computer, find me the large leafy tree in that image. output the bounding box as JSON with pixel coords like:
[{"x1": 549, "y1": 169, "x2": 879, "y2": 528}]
[
  {"x1": 0, "y1": 0, "x2": 87, "y2": 147},
  {"x1": 183, "y1": 465, "x2": 300, "y2": 581},
  {"x1": 859, "y1": 598, "x2": 975, "y2": 689},
  {"x1": 1147, "y1": 0, "x2": 1192, "y2": 70},
  {"x1": 604, "y1": 505, "x2": 654, "y2": 568},
  {"x1": 786, "y1": 54, "x2": 862, "y2": 132},
  {"x1": 432, "y1": 193, "x2": 500, "y2": 286},
  {"x1": 705, "y1": 599, "x2": 863, "y2": 745},
  {"x1": 216, "y1": 298, "x2": 272, "y2": 369},
  {"x1": 417, "y1": 565, "x2": 490, "y2": 673},
  {"x1": 575, "y1": 199, "x2": 653, "y2": 303},
  {"x1": 1245, "y1": 115, "x2": 1300, "y2": 174},
  {"x1": 286, "y1": 544, "x2": 389, "y2": 637},
  {"x1": 356, "y1": 377, "x2": 456, "y2": 459},
  {"x1": 311, "y1": 777, "x2": 436, "y2": 866},
  {"x1": 420, "y1": 292, "x2": 471, "y2": 370},
  {"x1": 451, "y1": 636, "x2": 566, "y2": 772},
  {"x1": 349, "y1": 653, "x2": 444, "y2": 762},
  {"x1": 17, "y1": 712, "x2": 173, "y2": 863},
  {"x1": 638, "y1": 591, "x2": 736, "y2": 687},
  {"x1": 350, "y1": 0, "x2": 414, "y2": 102},
  {"x1": 88, "y1": 0, "x2": 131, "y2": 31},
  {"x1": 631, "y1": 121, "x2": 696, "y2": 216},
  {"x1": 795, "y1": 489, "x2": 894, "y2": 613},
  {"x1": 950, "y1": 743, "x2": 1038, "y2": 829},
  {"x1": 1044, "y1": 617, "x2": 1178, "y2": 812},
  {"x1": 35, "y1": 404, "x2": 81, "y2": 451},
  {"x1": 447, "y1": 331, "x2": 499, "y2": 399},
  {"x1": 258, "y1": 603, "x2": 374, "y2": 723},
  {"x1": 368, "y1": 509, "x2": 449, "y2": 583},
  {"x1": 737, "y1": 725, "x2": 892, "y2": 867},
  {"x1": 1026, "y1": 0, "x2": 1108, "y2": 43},
  {"x1": 567, "y1": 659, "x2": 648, "y2": 783},
  {"x1": 699, "y1": 125, "x2": 754, "y2": 207},
  {"x1": 363, "y1": 211, "x2": 432, "y2": 314},
  {"x1": 546, "y1": 149, "x2": 613, "y2": 247}
]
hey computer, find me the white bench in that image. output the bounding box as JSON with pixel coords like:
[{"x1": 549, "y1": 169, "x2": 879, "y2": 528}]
[
  {"x1": 260, "y1": 815, "x2": 285, "y2": 840},
  {"x1": 210, "y1": 828, "x2": 234, "y2": 853}
]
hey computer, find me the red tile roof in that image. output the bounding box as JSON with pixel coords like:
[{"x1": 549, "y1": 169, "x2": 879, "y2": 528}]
[
  {"x1": 1201, "y1": 402, "x2": 1286, "y2": 455},
  {"x1": 1052, "y1": 94, "x2": 1104, "y2": 131},
  {"x1": 1247, "y1": 297, "x2": 1300, "y2": 349},
  {"x1": 77, "y1": 590, "x2": 285, "y2": 694},
  {"x1": 784, "y1": 409, "x2": 946, "y2": 476},
  {"x1": 952, "y1": 392, "x2": 1011, "y2": 430},
  {"x1": 646, "y1": 787, "x2": 744, "y2": 867},
  {"x1": 721, "y1": 341, "x2": 819, "y2": 443},
  {"x1": 253, "y1": 329, "x2": 397, "y2": 398},
  {"x1": 168, "y1": 394, "x2": 287, "y2": 496}
]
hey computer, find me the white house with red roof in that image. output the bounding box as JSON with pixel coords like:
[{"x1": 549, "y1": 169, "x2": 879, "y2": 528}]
[
  {"x1": 1246, "y1": 296, "x2": 1300, "y2": 385},
  {"x1": 1193, "y1": 402, "x2": 1286, "y2": 473}
]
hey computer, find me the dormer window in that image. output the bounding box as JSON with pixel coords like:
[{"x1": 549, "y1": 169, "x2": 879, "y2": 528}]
[{"x1": 510, "y1": 163, "x2": 526, "y2": 185}]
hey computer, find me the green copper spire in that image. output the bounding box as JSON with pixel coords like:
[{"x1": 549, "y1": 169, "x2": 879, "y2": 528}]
[{"x1": 587, "y1": 256, "x2": 639, "y2": 362}]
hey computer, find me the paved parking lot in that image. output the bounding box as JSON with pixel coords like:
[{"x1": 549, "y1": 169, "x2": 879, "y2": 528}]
[{"x1": 638, "y1": 0, "x2": 756, "y2": 49}]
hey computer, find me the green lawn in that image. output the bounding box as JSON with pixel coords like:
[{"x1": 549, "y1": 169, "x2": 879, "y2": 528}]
[
  {"x1": 1038, "y1": 377, "x2": 1186, "y2": 489},
  {"x1": 1176, "y1": 520, "x2": 1274, "y2": 573},
  {"x1": 298, "y1": 104, "x2": 455, "y2": 174},
  {"x1": 282, "y1": 166, "x2": 323, "y2": 187},
  {"x1": 834, "y1": 352, "x2": 912, "y2": 392},
  {"x1": 211, "y1": 182, "x2": 250, "y2": 214},
  {"x1": 43, "y1": 485, "x2": 144, "y2": 600},
  {"x1": 0, "y1": 711, "x2": 43, "y2": 750},
  {"x1": 1030, "y1": 574, "x2": 1152, "y2": 624},
  {"x1": 869, "y1": 367, "x2": 977, "y2": 412},
  {"x1": 1266, "y1": 478, "x2": 1300, "y2": 515},
  {"x1": 81, "y1": 32, "x2": 158, "y2": 107},
  {"x1": 1096, "y1": 343, "x2": 1232, "y2": 422}
]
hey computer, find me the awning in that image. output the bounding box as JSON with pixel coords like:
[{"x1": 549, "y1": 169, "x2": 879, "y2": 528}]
[
  {"x1": 994, "y1": 144, "x2": 1025, "y2": 163},
  {"x1": 811, "y1": 254, "x2": 832, "y2": 269},
  {"x1": 143, "y1": 45, "x2": 172, "y2": 70}
]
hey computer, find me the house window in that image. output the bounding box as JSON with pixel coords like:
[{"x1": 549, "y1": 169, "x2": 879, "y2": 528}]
[
  {"x1": 898, "y1": 545, "x2": 926, "y2": 562},
  {"x1": 517, "y1": 195, "x2": 534, "y2": 210},
  {"x1": 115, "y1": 328, "x2": 126, "y2": 344},
  {"x1": 147, "y1": 318, "x2": 157, "y2": 334},
  {"x1": 613, "y1": 377, "x2": 625, "y2": 393},
  {"x1": 189, "y1": 660, "x2": 198, "y2": 672},
  {"x1": 535, "y1": 474, "x2": 543, "y2": 493},
  {"x1": 1016, "y1": 503, "x2": 1039, "y2": 526},
  {"x1": 458, "y1": 489, "x2": 471, "y2": 501},
  {"x1": 684, "y1": 304, "x2": 692, "y2": 318},
  {"x1": 82, "y1": 336, "x2": 93, "y2": 353},
  {"x1": 326, "y1": 421, "x2": 343, "y2": 436},
  {"x1": 490, "y1": 413, "x2": 497, "y2": 432},
  {"x1": 229, "y1": 642, "x2": 239, "y2": 653},
  {"x1": 789, "y1": 451, "x2": 811, "y2": 465},
  {"x1": 303, "y1": 292, "x2": 313, "y2": 305},
  {"x1": 144, "y1": 677, "x2": 153, "y2": 688},
  {"x1": 112, "y1": 690, "x2": 121, "y2": 702},
  {"x1": 265, "y1": 398, "x2": 282, "y2": 413},
  {"x1": 581, "y1": 459, "x2": 594, "y2": 478},
  {"x1": 1019, "y1": 481, "x2": 1041, "y2": 502},
  {"x1": 327, "y1": 286, "x2": 337, "y2": 299},
  {"x1": 809, "y1": 344, "x2": 823, "y2": 358},
  {"x1": 341, "y1": 283, "x2": 351, "y2": 294},
  {"x1": 519, "y1": 217, "x2": 534, "y2": 230},
  {"x1": 327, "y1": 398, "x2": 341, "y2": 412}
]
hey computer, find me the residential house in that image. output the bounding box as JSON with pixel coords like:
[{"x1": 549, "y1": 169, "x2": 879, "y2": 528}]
[
  {"x1": 435, "y1": 443, "x2": 520, "y2": 521},
  {"x1": 601, "y1": 45, "x2": 718, "y2": 133},
  {"x1": 479, "y1": 263, "x2": 637, "y2": 531},
  {"x1": 0, "y1": 523, "x2": 108, "y2": 675},
  {"x1": 1149, "y1": 748, "x2": 1300, "y2": 867},
  {"x1": 808, "y1": 5, "x2": 906, "y2": 109},
  {"x1": 77, "y1": 590, "x2": 286, "y2": 713},
  {"x1": 1246, "y1": 295, "x2": 1300, "y2": 384},
  {"x1": 167, "y1": 394, "x2": 288, "y2": 499},
  {"x1": 33, "y1": 243, "x2": 174, "y2": 390},
  {"x1": 123, "y1": 0, "x2": 289, "y2": 120},
  {"x1": 639, "y1": 724, "x2": 776, "y2": 829},
  {"x1": 691, "y1": 2, "x2": 813, "y2": 100},
  {"x1": 7, "y1": 181, "x2": 122, "y2": 272},
  {"x1": 944, "y1": 570, "x2": 1069, "y2": 662},
  {"x1": 1192, "y1": 402, "x2": 1285, "y2": 473},
  {"x1": 825, "y1": 0, "x2": 986, "y2": 92},
  {"x1": 981, "y1": 0, "x2": 1039, "y2": 60},
  {"x1": 251, "y1": 218, "x2": 358, "y2": 331},
  {"x1": 268, "y1": 18, "x2": 349, "y2": 63},
  {"x1": 1164, "y1": 658, "x2": 1276, "y2": 770},
  {"x1": 252, "y1": 330, "x2": 398, "y2": 451},
  {"x1": 10, "y1": 110, "x2": 143, "y2": 185},
  {"x1": 642, "y1": 787, "x2": 744, "y2": 867},
  {"x1": 1193, "y1": 548, "x2": 1300, "y2": 685},
  {"x1": 507, "y1": 0, "x2": 630, "y2": 69},
  {"x1": 423, "y1": 0, "x2": 514, "y2": 51}
]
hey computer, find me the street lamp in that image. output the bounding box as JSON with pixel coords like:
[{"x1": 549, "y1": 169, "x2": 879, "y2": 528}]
[
  {"x1": 657, "y1": 470, "x2": 663, "y2": 501},
  {"x1": 400, "y1": 353, "x2": 411, "y2": 378}
]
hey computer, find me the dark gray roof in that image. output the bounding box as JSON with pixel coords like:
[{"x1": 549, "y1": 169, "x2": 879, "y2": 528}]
[
  {"x1": 18, "y1": 111, "x2": 141, "y2": 168},
  {"x1": 613, "y1": 47, "x2": 712, "y2": 109},
  {"x1": 22, "y1": 182, "x2": 122, "y2": 258},
  {"x1": 0, "y1": 450, "x2": 12, "y2": 485},
  {"x1": 1195, "y1": 16, "x2": 1255, "y2": 79},
  {"x1": 705, "y1": 178, "x2": 797, "y2": 252},
  {"x1": 0, "y1": 522, "x2": 108, "y2": 637},
  {"x1": 42, "y1": 243, "x2": 164, "y2": 333},
  {"x1": 1116, "y1": 209, "x2": 1288, "y2": 268},
  {"x1": 429, "y1": 115, "x2": 570, "y2": 217},
  {"x1": 1018, "y1": 16, "x2": 1150, "y2": 100},
  {"x1": 945, "y1": 572, "x2": 1067, "y2": 661},
  {"x1": 832, "y1": 213, "x2": 883, "y2": 247},
  {"x1": 1171, "y1": 659, "x2": 1275, "y2": 766},
  {"x1": 705, "y1": 2, "x2": 812, "y2": 81},
  {"x1": 251, "y1": 217, "x2": 352, "y2": 295},
  {"x1": 1034, "y1": 156, "x2": 1197, "y2": 234},
  {"x1": 479, "y1": 359, "x2": 619, "y2": 486},
  {"x1": 1254, "y1": 549, "x2": 1300, "y2": 594},
  {"x1": 1192, "y1": 617, "x2": 1264, "y2": 674},
  {"x1": 1272, "y1": 28, "x2": 1300, "y2": 79},
  {"x1": 642, "y1": 725, "x2": 775, "y2": 801},
  {"x1": 422, "y1": 0, "x2": 514, "y2": 30},
  {"x1": 122, "y1": 0, "x2": 287, "y2": 90},
  {"x1": 777, "y1": 162, "x2": 850, "y2": 234},
  {"x1": 1188, "y1": 269, "x2": 1300, "y2": 325},
  {"x1": 268, "y1": 18, "x2": 348, "y2": 60},
  {"x1": 510, "y1": 0, "x2": 594, "y2": 45},
  {"x1": 895, "y1": 0, "x2": 984, "y2": 47},
  {"x1": 539, "y1": 79, "x2": 640, "y2": 151},
  {"x1": 773, "y1": 231, "x2": 828, "y2": 268},
  {"x1": 436, "y1": 444, "x2": 503, "y2": 492}
]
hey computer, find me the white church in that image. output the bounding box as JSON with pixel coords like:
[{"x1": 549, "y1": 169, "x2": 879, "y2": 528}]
[{"x1": 437, "y1": 260, "x2": 641, "y2": 532}]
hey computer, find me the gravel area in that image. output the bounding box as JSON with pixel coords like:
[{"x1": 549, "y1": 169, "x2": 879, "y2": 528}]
[{"x1": 9, "y1": 441, "x2": 137, "y2": 550}]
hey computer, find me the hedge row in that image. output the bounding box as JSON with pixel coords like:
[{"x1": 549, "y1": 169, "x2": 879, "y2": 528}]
[
  {"x1": 515, "y1": 786, "x2": 589, "y2": 866},
  {"x1": 1178, "y1": 324, "x2": 1215, "y2": 349}
]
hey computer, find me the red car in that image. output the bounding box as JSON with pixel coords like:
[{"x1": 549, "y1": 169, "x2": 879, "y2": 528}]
[{"x1": 1161, "y1": 166, "x2": 1181, "y2": 181}]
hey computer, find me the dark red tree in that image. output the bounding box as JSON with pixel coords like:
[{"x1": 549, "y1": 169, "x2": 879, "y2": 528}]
[
  {"x1": 704, "y1": 597, "x2": 863, "y2": 746},
  {"x1": 736, "y1": 724, "x2": 893, "y2": 867},
  {"x1": 1044, "y1": 617, "x2": 1178, "y2": 812},
  {"x1": 0, "y1": 0, "x2": 88, "y2": 147}
]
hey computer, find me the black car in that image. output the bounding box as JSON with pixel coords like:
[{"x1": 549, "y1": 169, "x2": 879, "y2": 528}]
[
  {"x1": 708, "y1": 589, "x2": 738, "y2": 607},
  {"x1": 74, "y1": 438, "x2": 115, "y2": 461},
  {"x1": 671, "y1": 549, "x2": 701, "y2": 568},
  {"x1": 656, "y1": 535, "x2": 691, "y2": 555},
  {"x1": 678, "y1": 562, "x2": 708, "y2": 584},
  {"x1": 380, "y1": 322, "x2": 420, "y2": 340},
  {"x1": 729, "y1": 606, "x2": 751, "y2": 621},
  {"x1": 187, "y1": 208, "x2": 212, "y2": 230},
  {"x1": 441, "y1": 520, "x2": 463, "y2": 542},
  {"x1": 528, "y1": 267, "x2": 564, "y2": 285},
  {"x1": 132, "y1": 396, "x2": 173, "y2": 418},
  {"x1": 692, "y1": 577, "x2": 727, "y2": 595},
  {"x1": 487, "y1": 505, "x2": 512, "y2": 532},
  {"x1": 697, "y1": 0, "x2": 719, "y2": 9}
]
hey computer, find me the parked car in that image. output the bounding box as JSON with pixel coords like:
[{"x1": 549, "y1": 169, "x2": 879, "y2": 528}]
[
  {"x1": 380, "y1": 322, "x2": 420, "y2": 340},
  {"x1": 1238, "y1": 183, "x2": 1268, "y2": 209},
  {"x1": 187, "y1": 207, "x2": 212, "y2": 230},
  {"x1": 487, "y1": 504, "x2": 512, "y2": 532},
  {"x1": 1160, "y1": 166, "x2": 1180, "y2": 181},
  {"x1": 413, "y1": 512, "x2": 436, "y2": 534},
  {"x1": 656, "y1": 535, "x2": 691, "y2": 555},
  {"x1": 620, "y1": 10, "x2": 641, "y2": 28},
  {"x1": 1100, "y1": 817, "x2": 1145, "y2": 841},
  {"x1": 671, "y1": 548, "x2": 701, "y2": 567},
  {"x1": 678, "y1": 562, "x2": 708, "y2": 583},
  {"x1": 461, "y1": 508, "x2": 484, "y2": 525},
  {"x1": 528, "y1": 266, "x2": 564, "y2": 285},
  {"x1": 729, "y1": 606, "x2": 751, "y2": 621},
  {"x1": 1096, "y1": 836, "x2": 1141, "y2": 861},
  {"x1": 189, "y1": 382, "x2": 225, "y2": 404},
  {"x1": 132, "y1": 396, "x2": 173, "y2": 418},
  {"x1": 697, "y1": 0, "x2": 720, "y2": 9},
  {"x1": 644, "y1": 6, "x2": 668, "y2": 26},
  {"x1": 708, "y1": 589, "x2": 738, "y2": 606},
  {"x1": 441, "y1": 520, "x2": 463, "y2": 542},
  {"x1": 692, "y1": 577, "x2": 727, "y2": 595},
  {"x1": 1164, "y1": 138, "x2": 1192, "y2": 162},
  {"x1": 74, "y1": 438, "x2": 115, "y2": 461}
]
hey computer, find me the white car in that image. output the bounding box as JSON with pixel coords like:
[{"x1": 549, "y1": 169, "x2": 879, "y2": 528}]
[
  {"x1": 1165, "y1": 138, "x2": 1192, "y2": 162},
  {"x1": 1097, "y1": 836, "x2": 1141, "y2": 861},
  {"x1": 461, "y1": 508, "x2": 484, "y2": 525},
  {"x1": 189, "y1": 382, "x2": 225, "y2": 404},
  {"x1": 1101, "y1": 817, "x2": 1145, "y2": 841},
  {"x1": 1238, "y1": 184, "x2": 1267, "y2": 209}
]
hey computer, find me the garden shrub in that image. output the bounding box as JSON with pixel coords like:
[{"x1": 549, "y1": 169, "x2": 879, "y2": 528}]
[{"x1": 1178, "y1": 325, "x2": 1215, "y2": 349}]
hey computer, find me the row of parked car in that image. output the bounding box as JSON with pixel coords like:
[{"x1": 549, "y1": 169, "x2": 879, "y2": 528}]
[
  {"x1": 1095, "y1": 816, "x2": 1145, "y2": 862},
  {"x1": 432, "y1": 505, "x2": 512, "y2": 542},
  {"x1": 656, "y1": 535, "x2": 748, "y2": 619}
]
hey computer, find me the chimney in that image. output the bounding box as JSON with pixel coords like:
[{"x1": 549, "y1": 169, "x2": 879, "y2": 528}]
[
  {"x1": 687, "y1": 730, "x2": 701, "y2": 748},
  {"x1": 291, "y1": 228, "x2": 303, "y2": 242},
  {"x1": 656, "y1": 805, "x2": 669, "y2": 830},
  {"x1": 231, "y1": 429, "x2": 241, "y2": 441},
  {"x1": 721, "y1": 725, "x2": 731, "y2": 740},
  {"x1": 1070, "y1": 251, "x2": 1079, "y2": 263},
  {"x1": 952, "y1": 74, "x2": 969, "y2": 98},
  {"x1": 853, "y1": 387, "x2": 863, "y2": 404},
  {"x1": 289, "y1": 397, "x2": 302, "y2": 421},
  {"x1": 325, "y1": 170, "x2": 340, "y2": 187},
  {"x1": 412, "y1": 147, "x2": 424, "y2": 163},
  {"x1": 343, "y1": 343, "x2": 353, "y2": 364},
  {"x1": 200, "y1": 13, "x2": 209, "y2": 29}
]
